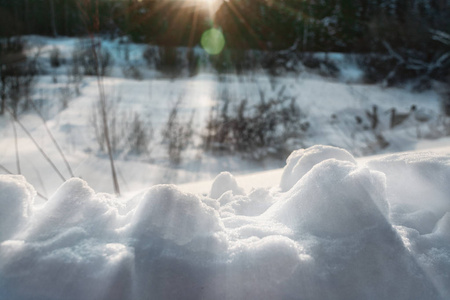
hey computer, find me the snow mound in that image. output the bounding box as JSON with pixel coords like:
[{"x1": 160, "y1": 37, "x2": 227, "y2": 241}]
[
  {"x1": 367, "y1": 152, "x2": 450, "y2": 214},
  {"x1": 209, "y1": 171, "x2": 245, "y2": 199},
  {"x1": 0, "y1": 175, "x2": 35, "y2": 242},
  {"x1": 22, "y1": 178, "x2": 119, "y2": 241},
  {"x1": 267, "y1": 159, "x2": 389, "y2": 238},
  {"x1": 433, "y1": 213, "x2": 450, "y2": 240},
  {"x1": 1, "y1": 146, "x2": 450, "y2": 300},
  {"x1": 130, "y1": 185, "x2": 223, "y2": 246},
  {"x1": 280, "y1": 145, "x2": 356, "y2": 191},
  {"x1": 219, "y1": 188, "x2": 275, "y2": 217}
]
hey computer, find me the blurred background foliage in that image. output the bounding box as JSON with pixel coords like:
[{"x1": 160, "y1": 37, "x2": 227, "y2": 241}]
[{"x1": 0, "y1": 0, "x2": 448, "y2": 53}]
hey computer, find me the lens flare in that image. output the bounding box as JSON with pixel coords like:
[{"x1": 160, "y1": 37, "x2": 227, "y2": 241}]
[{"x1": 201, "y1": 28, "x2": 225, "y2": 55}]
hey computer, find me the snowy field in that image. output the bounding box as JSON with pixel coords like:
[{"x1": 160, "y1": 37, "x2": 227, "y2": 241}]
[
  {"x1": 0, "y1": 36, "x2": 448, "y2": 198},
  {"x1": 1, "y1": 145, "x2": 450, "y2": 299}
]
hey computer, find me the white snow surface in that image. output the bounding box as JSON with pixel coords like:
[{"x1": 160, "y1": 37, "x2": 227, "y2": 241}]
[{"x1": 1, "y1": 145, "x2": 450, "y2": 300}]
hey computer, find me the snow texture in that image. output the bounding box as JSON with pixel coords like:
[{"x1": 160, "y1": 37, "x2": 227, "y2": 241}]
[
  {"x1": 1, "y1": 146, "x2": 450, "y2": 300},
  {"x1": 280, "y1": 145, "x2": 356, "y2": 191},
  {"x1": 209, "y1": 172, "x2": 245, "y2": 199}
]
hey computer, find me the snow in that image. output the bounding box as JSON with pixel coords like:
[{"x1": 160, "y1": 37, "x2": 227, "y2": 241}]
[
  {"x1": 130, "y1": 184, "x2": 223, "y2": 246},
  {"x1": 1, "y1": 35, "x2": 450, "y2": 298},
  {"x1": 279, "y1": 145, "x2": 356, "y2": 192},
  {"x1": 179, "y1": 141, "x2": 450, "y2": 195},
  {"x1": 0, "y1": 175, "x2": 35, "y2": 242},
  {"x1": 1, "y1": 36, "x2": 448, "y2": 198},
  {"x1": 266, "y1": 159, "x2": 389, "y2": 238},
  {"x1": 1, "y1": 145, "x2": 450, "y2": 300},
  {"x1": 209, "y1": 172, "x2": 244, "y2": 199}
]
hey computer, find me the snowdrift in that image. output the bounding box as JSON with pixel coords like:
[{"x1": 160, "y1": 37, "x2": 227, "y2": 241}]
[{"x1": 1, "y1": 145, "x2": 450, "y2": 300}]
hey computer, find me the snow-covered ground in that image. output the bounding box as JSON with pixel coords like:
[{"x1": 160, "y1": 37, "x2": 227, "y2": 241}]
[
  {"x1": 1, "y1": 36, "x2": 448, "y2": 198},
  {"x1": 1, "y1": 145, "x2": 450, "y2": 299},
  {"x1": 179, "y1": 137, "x2": 450, "y2": 194}
]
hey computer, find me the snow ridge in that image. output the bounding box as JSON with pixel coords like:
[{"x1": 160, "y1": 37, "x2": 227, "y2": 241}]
[{"x1": 1, "y1": 145, "x2": 449, "y2": 300}]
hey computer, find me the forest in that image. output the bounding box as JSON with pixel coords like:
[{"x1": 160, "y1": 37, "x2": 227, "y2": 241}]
[{"x1": 1, "y1": 0, "x2": 449, "y2": 51}]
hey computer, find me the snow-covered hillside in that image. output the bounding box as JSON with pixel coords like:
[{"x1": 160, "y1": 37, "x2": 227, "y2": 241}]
[{"x1": 1, "y1": 145, "x2": 450, "y2": 300}]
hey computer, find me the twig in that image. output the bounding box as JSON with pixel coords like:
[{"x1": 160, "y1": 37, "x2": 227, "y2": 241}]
[
  {"x1": 91, "y1": 42, "x2": 121, "y2": 195},
  {"x1": 0, "y1": 163, "x2": 12, "y2": 174},
  {"x1": 382, "y1": 41, "x2": 404, "y2": 63},
  {"x1": 11, "y1": 115, "x2": 21, "y2": 174},
  {"x1": 431, "y1": 29, "x2": 450, "y2": 45},
  {"x1": 29, "y1": 100, "x2": 74, "y2": 177},
  {"x1": 0, "y1": 163, "x2": 48, "y2": 201},
  {"x1": 80, "y1": 0, "x2": 120, "y2": 195},
  {"x1": 72, "y1": 0, "x2": 120, "y2": 195},
  {"x1": 5, "y1": 107, "x2": 66, "y2": 182}
]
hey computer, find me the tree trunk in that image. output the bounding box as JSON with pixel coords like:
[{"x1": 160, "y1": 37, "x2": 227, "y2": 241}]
[
  {"x1": 24, "y1": 0, "x2": 30, "y2": 34},
  {"x1": 49, "y1": 0, "x2": 58, "y2": 37}
]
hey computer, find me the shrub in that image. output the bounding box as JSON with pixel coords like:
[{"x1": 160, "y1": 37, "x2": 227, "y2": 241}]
[
  {"x1": 211, "y1": 48, "x2": 262, "y2": 75},
  {"x1": 187, "y1": 48, "x2": 200, "y2": 77},
  {"x1": 90, "y1": 96, "x2": 153, "y2": 156},
  {"x1": 126, "y1": 112, "x2": 153, "y2": 155},
  {"x1": 203, "y1": 86, "x2": 309, "y2": 160},
  {"x1": 161, "y1": 100, "x2": 194, "y2": 165},
  {"x1": 302, "y1": 54, "x2": 339, "y2": 78},
  {"x1": 58, "y1": 86, "x2": 72, "y2": 109},
  {"x1": 156, "y1": 46, "x2": 181, "y2": 78},
  {"x1": 73, "y1": 41, "x2": 114, "y2": 77},
  {"x1": 443, "y1": 77, "x2": 450, "y2": 117},
  {"x1": 0, "y1": 38, "x2": 38, "y2": 117},
  {"x1": 90, "y1": 97, "x2": 118, "y2": 154},
  {"x1": 50, "y1": 46, "x2": 62, "y2": 68},
  {"x1": 122, "y1": 64, "x2": 143, "y2": 80},
  {"x1": 143, "y1": 45, "x2": 158, "y2": 68},
  {"x1": 356, "y1": 54, "x2": 395, "y2": 84},
  {"x1": 67, "y1": 61, "x2": 83, "y2": 96}
]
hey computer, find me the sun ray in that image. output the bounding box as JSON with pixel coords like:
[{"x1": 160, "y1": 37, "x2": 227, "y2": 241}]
[
  {"x1": 188, "y1": 5, "x2": 200, "y2": 48},
  {"x1": 220, "y1": 0, "x2": 266, "y2": 50}
]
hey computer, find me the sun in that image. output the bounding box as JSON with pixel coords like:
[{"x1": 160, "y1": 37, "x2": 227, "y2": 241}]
[
  {"x1": 196, "y1": 0, "x2": 220, "y2": 7},
  {"x1": 182, "y1": 0, "x2": 221, "y2": 9},
  {"x1": 174, "y1": 0, "x2": 219, "y2": 4},
  {"x1": 182, "y1": 0, "x2": 222, "y2": 15}
]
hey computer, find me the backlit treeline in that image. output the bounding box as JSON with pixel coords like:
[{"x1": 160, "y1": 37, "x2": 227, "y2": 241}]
[{"x1": 0, "y1": 0, "x2": 448, "y2": 53}]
